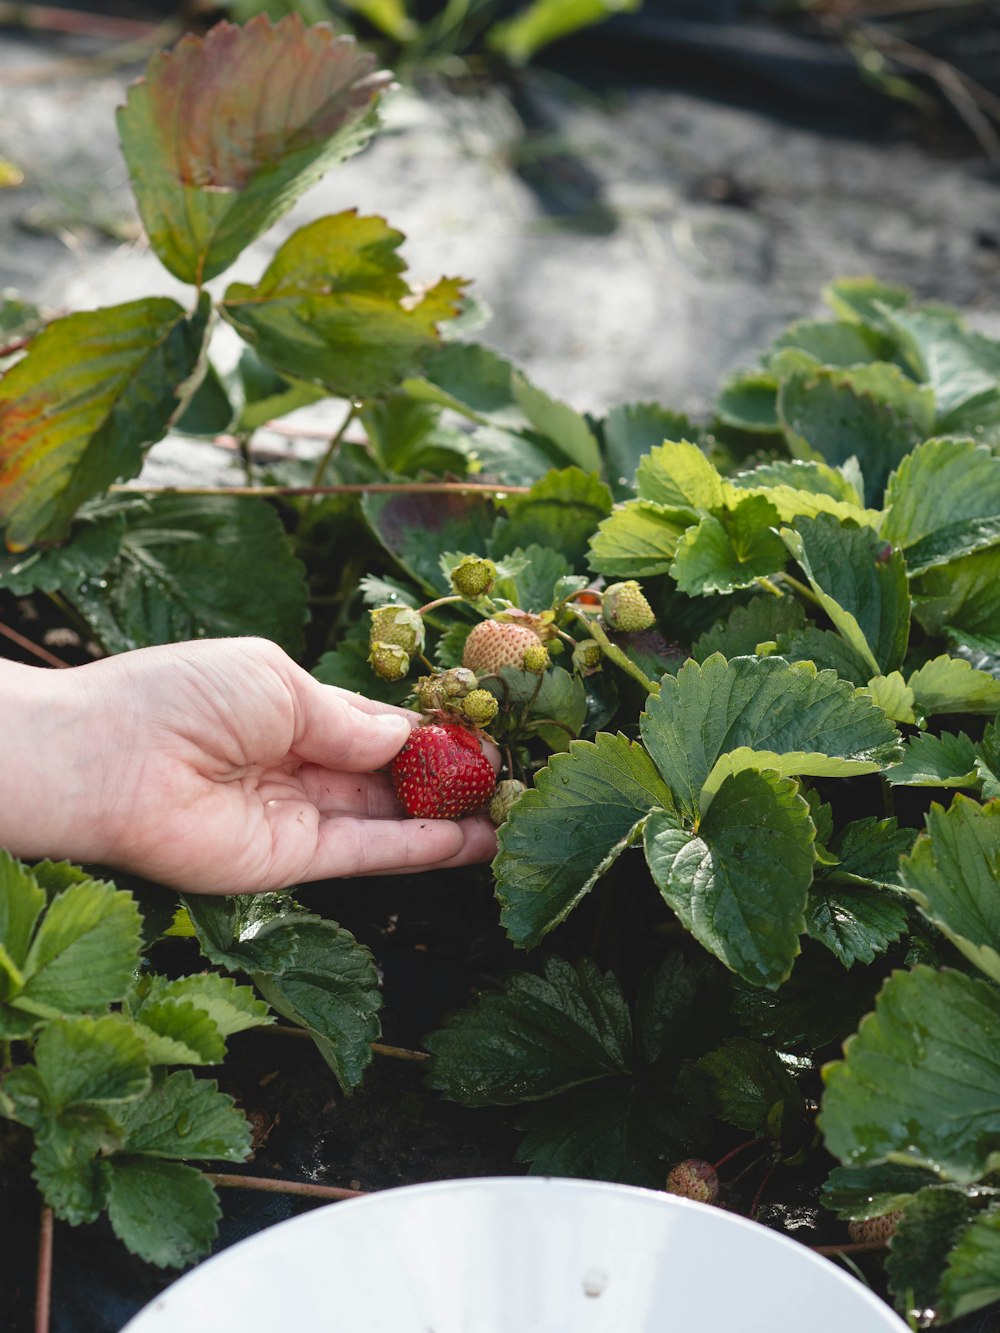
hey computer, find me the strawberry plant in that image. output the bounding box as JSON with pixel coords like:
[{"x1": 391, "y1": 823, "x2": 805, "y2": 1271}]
[{"x1": 4, "y1": 13, "x2": 1000, "y2": 1331}]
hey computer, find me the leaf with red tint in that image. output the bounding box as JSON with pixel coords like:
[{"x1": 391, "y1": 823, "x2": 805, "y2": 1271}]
[
  {"x1": 362, "y1": 488, "x2": 495, "y2": 594},
  {"x1": 0, "y1": 296, "x2": 210, "y2": 551},
  {"x1": 118, "y1": 15, "x2": 392, "y2": 285},
  {"x1": 221, "y1": 211, "x2": 466, "y2": 398}
]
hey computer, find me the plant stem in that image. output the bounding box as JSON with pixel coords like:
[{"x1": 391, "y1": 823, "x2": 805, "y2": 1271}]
[
  {"x1": 713, "y1": 1138, "x2": 766, "y2": 1172},
  {"x1": 109, "y1": 481, "x2": 532, "y2": 499},
  {"x1": 260, "y1": 1025, "x2": 428, "y2": 1061},
  {"x1": 778, "y1": 572, "x2": 822, "y2": 607},
  {"x1": 810, "y1": 1238, "x2": 891, "y2": 1256},
  {"x1": 310, "y1": 404, "x2": 358, "y2": 488},
  {"x1": 205, "y1": 1173, "x2": 368, "y2": 1201},
  {"x1": 35, "y1": 1206, "x2": 53, "y2": 1333},
  {"x1": 566, "y1": 608, "x2": 658, "y2": 695},
  {"x1": 0, "y1": 621, "x2": 70, "y2": 669},
  {"x1": 416, "y1": 594, "x2": 465, "y2": 615}
]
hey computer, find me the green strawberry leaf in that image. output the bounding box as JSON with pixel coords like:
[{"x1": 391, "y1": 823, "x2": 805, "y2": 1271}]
[
  {"x1": 938, "y1": 1206, "x2": 1000, "y2": 1321},
  {"x1": 822, "y1": 276, "x2": 911, "y2": 330},
  {"x1": 670, "y1": 495, "x2": 787, "y2": 596},
  {"x1": 424, "y1": 956, "x2": 631, "y2": 1106},
  {"x1": 644, "y1": 769, "x2": 815, "y2": 987},
  {"x1": 104, "y1": 1156, "x2": 220, "y2": 1268},
  {"x1": 820, "y1": 965, "x2": 1000, "y2": 1184},
  {"x1": 64, "y1": 493, "x2": 308, "y2": 658},
  {"x1": 882, "y1": 438, "x2": 1000, "y2": 573},
  {"x1": 777, "y1": 364, "x2": 930, "y2": 505},
  {"x1": 586, "y1": 500, "x2": 689, "y2": 578},
  {"x1": 180, "y1": 893, "x2": 302, "y2": 975},
  {"x1": 885, "y1": 1187, "x2": 978, "y2": 1321},
  {"x1": 118, "y1": 15, "x2": 389, "y2": 284},
  {"x1": 13, "y1": 878, "x2": 142, "y2": 1020},
  {"x1": 510, "y1": 373, "x2": 601, "y2": 474},
  {"x1": 494, "y1": 732, "x2": 676, "y2": 949},
  {"x1": 692, "y1": 595, "x2": 806, "y2": 662},
  {"x1": 116, "y1": 1069, "x2": 250, "y2": 1161},
  {"x1": 913, "y1": 546, "x2": 1000, "y2": 656},
  {"x1": 31, "y1": 1127, "x2": 110, "y2": 1225},
  {"x1": 363, "y1": 489, "x2": 495, "y2": 595},
  {"x1": 0, "y1": 296, "x2": 210, "y2": 549},
  {"x1": 899, "y1": 795, "x2": 1000, "y2": 984},
  {"x1": 250, "y1": 916, "x2": 381, "y2": 1092},
  {"x1": 634, "y1": 440, "x2": 727, "y2": 512},
  {"x1": 600, "y1": 403, "x2": 699, "y2": 498},
  {"x1": 715, "y1": 370, "x2": 779, "y2": 433},
  {"x1": 885, "y1": 731, "x2": 981, "y2": 789},
  {"x1": 640, "y1": 654, "x2": 901, "y2": 820},
  {"x1": 782, "y1": 514, "x2": 910, "y2": 675},
  {"x1": 696, "y1": 1037, "x2": 804, "y2": 1140},
  {"x1": 907, "y1": 654, "x2": 1000, "y2": 717},
  {"x1": 0, "y1": 504, "x2": 126, "y2": 597},
  {"x1": 883, "y1": 306, "x2": 1000, "y2": 418},
  {"x1": 5, "y1": 1015, "x2": 149, "y2": 1120},
  {"x1": 822, "y1": 1161, "x2": 941, "y2": 1220},
  {"x1": 769, "y1": 318, "x2": 891, "y2": 368},
  {"x1": 805, "y1": 884, "x2": 909, "y2": 968},
  {"x1": 492, "y1": 467, "x2": 613, "y2": 568},
  {"x1": 221, "y1": 214, "x2": 463, "y2": 398}
]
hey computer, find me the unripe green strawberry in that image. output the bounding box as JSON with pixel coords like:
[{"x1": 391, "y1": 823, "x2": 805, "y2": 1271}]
[
  {"x1": 369, "y1": 641, "x2": 410, "y2": 682},
  {"x1": 488, "y1": 778, "x2": 527, "y2": 825},
  {"x1": 451, "y1": 556, "x2": 496, "y2": 598},
  {"x1": 847, "y1": 1210, "x2": 902, "y2": 1245},
  {"x1": 414, "y1": 667, "x2": 479, "y2": 713},
  {"x1": 463, "y1": 620, "x2": 543, "y2": 675},
  {"x1": 462, "y1": 688, "x2": 499, "y2": 727},
  {"x1": 522, "y1": 642, "x2": 550, "y2": 674},
  {"x1": 602, "y1": 580, "x2": 655, "y2": 632},
  {"x1": 665, "y1": 1159, "x2": 719, "y2": 1205},
  {"x1": 572, "y1": 638, "x2": 602, "y2": 674},
  {"x1": 369, "y1": 605, "x2": 425, "y2": 655}
]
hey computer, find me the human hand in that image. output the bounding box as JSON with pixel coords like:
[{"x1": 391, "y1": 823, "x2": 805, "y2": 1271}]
[{"x1": 2, "y1": 638, "x2": 498, "y2": 893}]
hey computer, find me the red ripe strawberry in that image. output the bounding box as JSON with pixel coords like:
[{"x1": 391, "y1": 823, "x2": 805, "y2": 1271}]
[
  {"x1": 463, "y1": 620, "x2": 543, "y2": 675},
  {"x1": 390, "y1": 722, "x2": 496, "y2": 819}
]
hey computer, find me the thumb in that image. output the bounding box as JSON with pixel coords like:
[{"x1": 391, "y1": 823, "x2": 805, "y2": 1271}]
[{"x1": 295, "y1": 678, "x2": 415, "y2": 772}]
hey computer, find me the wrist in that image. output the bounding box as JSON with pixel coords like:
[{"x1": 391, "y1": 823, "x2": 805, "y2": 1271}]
[{"x1": 0, "y1": 659, "x2": 119, "y2": 867}]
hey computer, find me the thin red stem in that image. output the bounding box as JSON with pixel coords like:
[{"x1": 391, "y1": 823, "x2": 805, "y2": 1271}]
[
  {"x1": 0, "y1": 621, "x2": 71, "y2": 669},
  {"x1": 205, "y1": 1173, "x2": 367, "y2": 1202},
  {"x1": 810, "y1": 1239, "x2": 890, "y2": 1256},
  {"x1": 35, "y1": 1206, "x2": 53, "y2": 1333},
  {"x1": 713, "y1": 1138, "x2": 766, "y2": 1172}
]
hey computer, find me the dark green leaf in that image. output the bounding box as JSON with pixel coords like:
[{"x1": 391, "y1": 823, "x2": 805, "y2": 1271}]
[
  {"x1": 29, "y1": 1015, "x2": 149, "y2": 1116},
  {"x1": 633, "y1": 951, "x2": 725, "y2": 1066},
  {"x1": 914, "y1": 546, "x2": 1000, "y2": 656},
  {"x1": 104, "y1": 1156, "x2": 220, "y2": 1267},
  {"x1": 363, "y1": 489, "x2": 494, "y2": 594},
  {"x1": 31, "y1": 1129, "x2": 109, "y2": 1225},
  {"x1": 806, "y1": 884, "x2": 909, "y2": 968},
  {"x1": 769, "y1": 318, "x2": 890, "y2": 368},
  {"x1": 821, "y1": 965, "x2": 1000, "y2": 1183},
  {"x1": 885, "y1": 732, "x2": 981, "y2": 789},
  {"x1": 0, "y1": 505, "x2": 125, "y2": 596},
  {"x1": 823, "y1": 1162, "x2": 941, "y2": 1220},
  {"x1": 494, "y1": 732, "x2": 675, "y2": 949},
  {"x1": 425, "y1": 956, "x2": 631, "y2": 1106},
  {"x1": 939, "y1": 1207, "x2": 1000, "y2": 1321},
  {"x1": 885, "y1": 1187, "x2": 977, "y2": 1319},
  {"x1": 180, "y1": 893, "x2": 301, "y2": 975},
  {"x1": 601, "y1": 403, "x2": 698, "y2": 498},
  {"x1": 822, "y1": 276, "x2": 911, "y2": 330},
  {"x1": 250, "y1": 917, "x2": 381, "y2": 1092},
  {"x1": 899, "y1": 795, "x2": 1000, "y2": 984},
  {"x1": 221, "y1": 215, "x2": 463, "y2": 398},
  {"x1": 777, "y1": 364, "x2": 928, "y2": 505},
  {"x1": 715, "y1": 370, "x2": 779, "y2": 433},
  {"x1": 782, "y1": 514, "x2": 910, "y2": 675},
  {"x1": 311, "y1": 642, "x2": 412, "y2": 705},
  {"x1": 492, "y1": 467, "x2": 612, "y2": 568},
  {"x1": 640, "y1": 654, "x2": 901, "y2": 820},
  {"x1": 0, "y1": 297, "x2": 209, "y2": 549},
  {"x1": 65, "y1": 494, "x2": 309, "y2": 657},
  {"x1": 510, "y1": 374, "x2": 601, "y2": 474},
  {"x1": 696, "y1": 1037, "x2": 803, "y2": 1138},
  {"x1": 692, "y1": 595, "x2": 806, "y2": 662},
  {"x1": 644, "y1": 769, "x2": 815, "y2": 987},
  {"x1": 118, "y1": 15, "x2": 389, "y2": 284},
  {"x1": 117, "y1": 1070, "x2": 250, "y2": 1161}
]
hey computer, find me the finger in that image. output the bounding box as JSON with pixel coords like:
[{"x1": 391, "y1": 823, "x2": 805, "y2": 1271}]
[
  {"x1": 319, "y1": 683, "x2": 421, "y2": 724},
  {"x1": 349, "y1": 814, "x2": 498, "y2": 876},
  {"x1": 293, "y1": 676, "x2": 416, "y2": 772},
  {"x1": 303, "y1": 813, "x2": 495, "y2": 880}
]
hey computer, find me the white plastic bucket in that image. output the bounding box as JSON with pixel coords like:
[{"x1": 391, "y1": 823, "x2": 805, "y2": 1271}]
[{"x1": 123, "y1": 1175, "x2": 909, "y2": 1332}]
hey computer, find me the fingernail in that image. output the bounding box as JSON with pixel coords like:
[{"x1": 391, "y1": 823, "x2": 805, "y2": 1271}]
[{"x1": 375, "y1": 714, "x2": 412, "y2": 739}]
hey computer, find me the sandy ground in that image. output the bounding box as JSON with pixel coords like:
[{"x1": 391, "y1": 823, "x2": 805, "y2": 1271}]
[{"x1": 2, "y1": 21, "x2": 1000, "y2": 485}]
